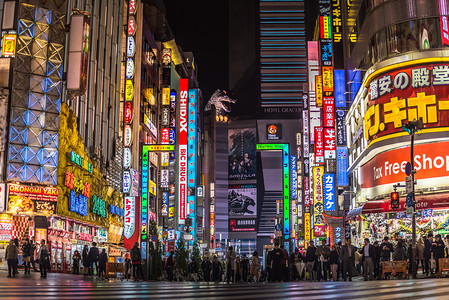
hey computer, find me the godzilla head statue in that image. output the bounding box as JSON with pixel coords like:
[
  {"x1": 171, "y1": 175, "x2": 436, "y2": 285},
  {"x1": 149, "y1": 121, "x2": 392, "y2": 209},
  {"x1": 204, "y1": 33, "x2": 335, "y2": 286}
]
[{"x1": 204, "y1": 89, "x2": 236, "y2": 115}]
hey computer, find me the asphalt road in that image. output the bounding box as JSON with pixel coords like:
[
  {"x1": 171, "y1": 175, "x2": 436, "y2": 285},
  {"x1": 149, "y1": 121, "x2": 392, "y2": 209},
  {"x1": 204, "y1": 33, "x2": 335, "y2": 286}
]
[{"x1": 0, "y1": 271, "x2": 448, "y2": 299}]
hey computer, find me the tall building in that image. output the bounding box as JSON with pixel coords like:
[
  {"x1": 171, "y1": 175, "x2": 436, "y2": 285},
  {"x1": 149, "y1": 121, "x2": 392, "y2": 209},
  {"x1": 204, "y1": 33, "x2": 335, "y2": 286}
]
[
  {"x1": 344, "y1": 0, "x2": 449, "y2": 244},
  {"x1": 226, "y1": 0, "x2": 307, "y2": 255},
  {"x1": 0, "y1": 0, "x2": 125, "y2": 273}
]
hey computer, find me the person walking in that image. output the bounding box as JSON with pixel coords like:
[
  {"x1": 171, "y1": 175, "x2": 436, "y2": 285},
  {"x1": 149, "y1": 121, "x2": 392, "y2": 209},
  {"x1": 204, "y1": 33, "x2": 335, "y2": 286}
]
[
  {"x1": 423, "y1": 234, "x2": 432, "y2": 275},
  {"x1": 98, "y1": 248, "x2": 108, "y2": 279},
  {"x1": 37, "y1": 239, "x2": 49, "y2": 279},
  {"x1": 188, "y1": 258, "x2": 199, "y2": 281},
  {"x1": 13, "y1": 238, "x2": 19, "y2": 275},
  {"x1": 72, "y1": 250, "x2": 81, "y2": 275},
  {"x1": 316, "y1": 239, "x2": 330, "y2": 281},
  {"x1": 211, "y1": 256, "x2": 222, "y2": 282},
  {"x1": 88, "y1": 242, "x2": 99, "y2": 276},
  {"x1": 359, "y1": 238, "x2": 375, "y2": 281},
  {"x1": 124, "y1": 253, "x2": 132, "y2": 280},
  {"x1": 21, "y1": 238, "x2": 32, "y2": 275},
  {"x1": 82, "y1": 245, "x2": 89, "y2": 275},
  {"x1": 280, "y1": 245, "x2": 289, "y2": 282},
  {"x1": 305, "y1": 241, "x2": 317, "y2": 281},
  {"x1": 340, "y1": 239, "x2": 356, "y2": 281},
  {"x1": 5, "y1": 239, "x2": 18, "y2": 278},
  {"x1": 249, "y1": 251, "x2": 260, "y2": 282},
  {"x1": 130, "y1": 242, "x2": 143, "y2": 281},
  {"x1": 433, "y1": 234, "x2": 445, "y2": 274},
  {"x1": 165, "y1": 251, "x2": 175, "y2": 281},
  {"x1": 270, "y1": 242, "x2": 284, "y2": 282},
  {"x1": 235, "y1": 257, "x2": 242, "y2": 282},
  {"x1": 373, "y1": 241, "x2": 381, "y2": 279},
  {"x1": 266, "y1": 248, "x2": 273, "y2": 282},
  {"x1": 241, "y1": 254, "x2": 249, "y2": 282},
  {"x1": 201, "y1": 256, "x2": 211, "y2": 282},
  {"x1": 30, "y1": 237, "x2": 38, "y2": 272},
  {"x1": 225, "y1": 246, "x2": 236, "y2": 283},
  {"x1": 417, "y1": 237, "x2": 425, "y2": 275},
  {"x1": 329, "y1": 244, "x2": 339, "y2": 281}
]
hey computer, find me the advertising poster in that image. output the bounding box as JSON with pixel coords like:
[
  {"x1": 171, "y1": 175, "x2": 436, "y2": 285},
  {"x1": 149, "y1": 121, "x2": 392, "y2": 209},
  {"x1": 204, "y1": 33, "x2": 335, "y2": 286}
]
[
  {"x1": 7, "y1": 184, "x2": 58, "y2": 214},
  {"x1": 313, "y1": 166, "x2": 325, "y2": 236},
  {"x1": 228, "y1": 128, "x2": 257, "y2": 180},
  {"x1": 228, "y1": 184, "x2": 257, "y2": 232}
]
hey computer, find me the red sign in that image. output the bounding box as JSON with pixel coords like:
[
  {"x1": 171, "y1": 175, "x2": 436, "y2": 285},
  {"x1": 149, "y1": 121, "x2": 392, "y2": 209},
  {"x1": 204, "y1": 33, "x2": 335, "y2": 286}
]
[
  {"x1": 441, "y1": 17, "x2": 449, "y2": 46},
  {"x1": 323, "y1": 97, "x2": 335, "y2": 127},
  {"x1": 313, "y1": 224, "x2": 326, "y2": 237},
  {"x1": 324, "y1": 127, "x2": 336, "y2": 159},
  {"x1": 8, "y1": 184, "x2": 58, "y2": 214},
  {"x1": 125, "y1": 102, "x2": 132, "y2": 123},
  {"x1": 128, "y1": 16, "x2": 136, "y2": 36},
  {"x1": 161, "y1": 128, "x2": 169, "y2": 144},
  {"x1": 78, "y1": 232, "x2": 93, "y2": 242},
  {"x1": 314, "y1": 127, "x2": 324, "y2": 164},
  {"x1": 365, "y1": 62, "x2": 449, "y2": 143},
  {"x1": 361, "y1": 140, "x2": 449, "y2": 197},
  {"x1": 178, "y1": 79, "x2": 188, "y2": 222},
  {"x1": 129, "y1": 0, "x2": 136, "y2": 14}
]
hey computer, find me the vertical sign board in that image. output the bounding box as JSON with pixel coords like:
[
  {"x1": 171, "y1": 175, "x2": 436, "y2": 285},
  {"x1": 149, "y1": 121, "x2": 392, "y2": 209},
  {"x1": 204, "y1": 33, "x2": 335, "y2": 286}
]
[
  {"x1": 441, "y1": 16, "x2": 449, "y2": 46},
  {"x1": 302, "y1": 110, "x2": 310, "y2": 176},
  {"x1": 256, "y1": 144, "x2": 290, "y2": 244},
  {"x1": 336, "y1": 110, "x2": 347, "y2": 146},
  {"x1": 314, "y1": 127, "x2": 324, "y2": 163},
  {"x1": 290, "y1": 156, "x2": 297, "y2": 200},
  {"x1": 323, "y1": 174, "x2": 336, "y2": 211},
  {"x1": 187, "y1": 89, "x2": 197, "y2": 239},
  {"x1": 334, "y1": 69, "x2": 346, "y2": 108},
  {"x1": 337, "y1": 147, "x2": 349, "y2": 186},
  {"x1": 178, "y1": 79, "x2": 189, "y2": 224},
  {"x1": 141, "y1": 150, "x2": 148, "y2": 259},
  {"x1": 313, "y1": 166, "x2": 325, "y2": 236}
]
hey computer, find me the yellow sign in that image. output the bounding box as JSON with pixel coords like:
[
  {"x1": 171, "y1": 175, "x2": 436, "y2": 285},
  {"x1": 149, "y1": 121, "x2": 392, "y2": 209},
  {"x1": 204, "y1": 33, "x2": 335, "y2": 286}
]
[
  {"x1": 305, "y1": 212, "x2": 311, "y2": 243},
  {"x1": 125, "y1": 80, "x2": 133, "y2": 101},
  {"x1": 162, "y1": 88, "x2": 170, "y2": 106},
  {"x1": 143, "y1": 88, "x2": 155, "y2": 105},
  {"x1": 2, "y1": 34, "x2": 16, "y2": 57},
  {"x1": 322, "y1": 67, "x2": 334, "y2": 92},
  {"x1": 161, "y1": 152, "x2": 169, "y2": 167},
  {"x1": 143, "y1": 145, "x2": 174, "y2": 152},
  {"x1": 316, "y1": 75, "x2": 323, "y2": 107},
  {"x1": 169, "y1": 206, "x2": 175, "y2": 218},
  {"x1": 149, "y1": 179, "x2": 156, "y2": 196}
]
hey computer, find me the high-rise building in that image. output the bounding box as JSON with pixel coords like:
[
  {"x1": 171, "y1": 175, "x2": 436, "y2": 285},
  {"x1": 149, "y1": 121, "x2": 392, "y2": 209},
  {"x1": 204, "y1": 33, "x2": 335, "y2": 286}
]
[{"x1": 343, "y1": 1, "x2": 449, "y2": 243}]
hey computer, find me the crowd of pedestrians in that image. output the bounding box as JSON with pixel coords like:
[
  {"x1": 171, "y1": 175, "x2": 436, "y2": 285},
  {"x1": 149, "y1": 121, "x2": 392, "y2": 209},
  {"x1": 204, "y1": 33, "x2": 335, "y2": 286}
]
[{"x1": 164, "y1": 233, "x2": 449, "y2": 283}]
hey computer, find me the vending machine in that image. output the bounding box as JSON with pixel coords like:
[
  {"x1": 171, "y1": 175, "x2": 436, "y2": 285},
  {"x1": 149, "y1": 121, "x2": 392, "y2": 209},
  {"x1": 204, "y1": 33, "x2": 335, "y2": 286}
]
[
  {"x1": 63, "y1": 243, "x2": 72, "y2": 273},
  {"x1": 50, "y1": 241, "x2": 58, "y2": 272},
  {"x1": 57, "y1": 242, "x2": 63, "y2": 272}
]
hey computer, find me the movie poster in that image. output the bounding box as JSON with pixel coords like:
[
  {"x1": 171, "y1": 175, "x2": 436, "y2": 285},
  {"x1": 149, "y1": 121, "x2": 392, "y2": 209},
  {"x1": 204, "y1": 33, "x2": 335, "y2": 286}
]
[
  {"x1": 228, "y1": 185, "x2": 257, "y2": 216},
  {"x1": 228, "y1": 128, "x2": 256, "y2": 180}
]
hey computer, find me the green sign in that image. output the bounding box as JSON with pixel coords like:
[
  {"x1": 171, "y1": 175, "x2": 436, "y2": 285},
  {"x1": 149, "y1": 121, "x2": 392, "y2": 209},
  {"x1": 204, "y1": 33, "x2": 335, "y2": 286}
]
[
  {"x1": 92, "y1": 195, "x2": 106, "y2": 218},
  {"x1": 71, "y1": 151, "x2": 93, "y2": 173},
  {"x1": 257, "y1": 144, "x2": 290, "y2": 241},
  {"x1": 142, "y1": 145, "x2": 174, "y2": 152}
]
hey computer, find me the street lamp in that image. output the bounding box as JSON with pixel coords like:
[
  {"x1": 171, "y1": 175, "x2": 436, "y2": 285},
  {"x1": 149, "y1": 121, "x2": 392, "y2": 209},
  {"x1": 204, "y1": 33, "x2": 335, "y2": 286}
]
[{"x1": 402, "y1": 118, "x2": 423, "y2": 278}]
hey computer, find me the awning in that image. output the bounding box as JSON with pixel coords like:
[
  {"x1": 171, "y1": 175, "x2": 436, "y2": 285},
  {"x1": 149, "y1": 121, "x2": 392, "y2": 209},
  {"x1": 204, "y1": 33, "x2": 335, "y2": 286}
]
[{"x1": 346, "y1": 193, "x2": 449, "y2": 219}]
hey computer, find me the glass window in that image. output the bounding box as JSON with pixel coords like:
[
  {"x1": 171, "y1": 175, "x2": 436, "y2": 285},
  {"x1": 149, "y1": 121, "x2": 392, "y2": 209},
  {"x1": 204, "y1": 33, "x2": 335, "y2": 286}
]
[
  {"x1": 376, "y1": 29, "x2": 387, "y2": 61},
  {"x1": 418, "y1": 18, "x2": 439, "y2": 50}
]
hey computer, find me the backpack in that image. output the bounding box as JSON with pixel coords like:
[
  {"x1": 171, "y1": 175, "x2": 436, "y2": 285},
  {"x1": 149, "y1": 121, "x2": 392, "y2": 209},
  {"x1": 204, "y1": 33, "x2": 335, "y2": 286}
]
[{"x1": 131, "y1": 248, "x2": 140, "y2": 261}]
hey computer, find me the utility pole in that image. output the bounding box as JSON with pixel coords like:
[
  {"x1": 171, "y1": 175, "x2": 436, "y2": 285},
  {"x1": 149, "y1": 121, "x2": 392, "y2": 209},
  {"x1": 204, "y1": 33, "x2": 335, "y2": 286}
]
[{"x1": 402, "y1": 118, "x2": 423, "y2": 278}]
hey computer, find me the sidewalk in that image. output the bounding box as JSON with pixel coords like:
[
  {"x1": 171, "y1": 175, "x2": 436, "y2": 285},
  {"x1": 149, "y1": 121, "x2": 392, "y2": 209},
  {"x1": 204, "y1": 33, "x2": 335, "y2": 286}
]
[{"x1": 0, "y1": 268, "x2": 125, "y2": 282}]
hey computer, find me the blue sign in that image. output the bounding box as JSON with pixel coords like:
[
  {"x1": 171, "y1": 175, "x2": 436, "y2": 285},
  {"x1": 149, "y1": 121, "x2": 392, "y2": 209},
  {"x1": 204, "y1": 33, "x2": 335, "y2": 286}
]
[
  {"x1": 110, "y1": 205, "x2": 124, "y2": 217},
  {"x1": 187, "y1": 89, "x2": 198, "y2": 242},
  {"x1": 347, "y1": 69, "x2": 361, "y2": 104},
  {"x1": 335, "y1": 69, "x2": 346, "y2": 108},
  {"x1": 323, "y1": 174, "x2": 336, "y2": 211},
  {"x1": 275, "y1": 223, "x2": 282, "y2": 231},
  {"x1": 290, "y1": 155, "x2": 297, "y2": 200},
  {"x1": 321, "y1": 40, "x2": 333, "y2": 66},
  {"x1": 405, "y1": 162, "x2": 412, "y2": 176},
  {"x1": 169, "y1": 128, "x2": 175, "y2": 144},
  {"x1": 406, "y1": 193, "x2": 413, "y2": 207},
  {"x1": 337, "y1": 147, "x2": 349, "y2": 186},
  {"x1": 69, "y1": 190, "x2": 88, "y2": 216}
]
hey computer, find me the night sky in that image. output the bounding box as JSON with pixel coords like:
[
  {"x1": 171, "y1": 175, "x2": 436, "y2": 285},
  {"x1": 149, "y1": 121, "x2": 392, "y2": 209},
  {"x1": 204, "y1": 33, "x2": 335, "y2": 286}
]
[{"x1": 164, "y1": 0, "x2": 318, "y2": 108}]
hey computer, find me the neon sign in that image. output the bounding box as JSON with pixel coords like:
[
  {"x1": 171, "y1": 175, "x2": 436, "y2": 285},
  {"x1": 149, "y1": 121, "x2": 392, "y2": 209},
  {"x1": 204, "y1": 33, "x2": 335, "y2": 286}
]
[
  {"x1": 92, "y1": 195, "x2": 107, "y2": 218},
  {"x1": 187, "y1": 89, "x2": 197, "y2": 239},
  {"x1": 178, "y1": 79, "x2": 188, "y2": 223},
  {"x1": 256, "y1": 144, "x2": 290, "y2": 241}
]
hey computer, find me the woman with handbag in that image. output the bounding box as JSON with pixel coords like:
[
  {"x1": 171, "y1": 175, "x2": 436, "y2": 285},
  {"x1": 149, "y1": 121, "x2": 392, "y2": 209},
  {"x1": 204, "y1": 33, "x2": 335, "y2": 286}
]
[{"x1": 21, "y1": 239, "x2": 32, "y2": 275}]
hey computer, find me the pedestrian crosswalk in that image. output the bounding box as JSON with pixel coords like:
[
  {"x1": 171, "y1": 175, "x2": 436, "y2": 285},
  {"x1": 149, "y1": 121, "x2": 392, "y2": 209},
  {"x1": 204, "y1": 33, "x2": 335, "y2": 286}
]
[{"x1": 1, "y1": 273, "x2": 449, "y2": 299}]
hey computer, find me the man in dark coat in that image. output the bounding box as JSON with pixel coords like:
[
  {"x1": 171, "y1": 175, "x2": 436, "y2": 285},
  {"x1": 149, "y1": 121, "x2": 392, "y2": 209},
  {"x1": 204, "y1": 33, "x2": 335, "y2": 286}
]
[
  {"x1": 201, "y1": 256, "x2": 212, "y2": 281},
  {"x1": 340, "y1": 239, "x2": 357, "y2": 281},
  {"x1": 270, "y1": 242, "x2": 284, "y2": 282},
  {"x1": 241, "y1": 254, "x2": 249, "y2": 282},
  {"x1": 98, "y1": 248, "x2": 108, "y2": 278},
  {"x1": 88, "y1": 242, "x2": 99, "y2": 276},
  {"x1": 359, "y1": 238, "x2": 375, "y2": 281},
  {"x1": 305, "y1": 241, "x2": 317, "y2": 281}
]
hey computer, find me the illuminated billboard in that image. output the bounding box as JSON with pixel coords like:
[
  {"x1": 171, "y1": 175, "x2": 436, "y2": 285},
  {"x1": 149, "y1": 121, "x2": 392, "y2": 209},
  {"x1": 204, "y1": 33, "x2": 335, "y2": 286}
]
[
  {"x1": 313, "y1": 166, "x2": 325, "y2": 236},
  {"x1": 364, "y1": 61, "x2": 449, "y2": 144},
  {"x1": 187, "y1": 89, "x2": 197, "y2": 238},
  {"x1": 257, "y1": 144, "x2": 290, "y2": 241},
  {"x1": 178, "y1": 78, "x2": 188, "y2": 224}
]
